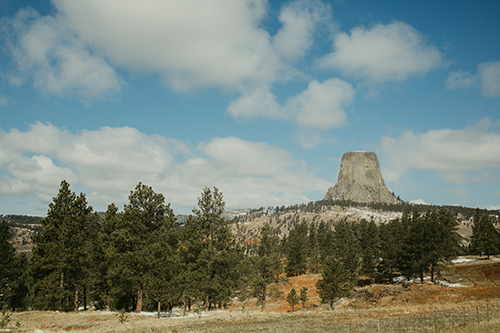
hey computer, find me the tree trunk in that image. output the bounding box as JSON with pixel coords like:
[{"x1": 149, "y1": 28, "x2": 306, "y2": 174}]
[
  {"x1": 59, "y1": 272, "x2": 64, "y2": 311},
  {"x1": 431, "y1": 265, "x2": 434, "y2": 284},
  {"x1": 420, "y1": 270, "x2": 424, "y2": 284},
  {"x1": 106, "y1": 289, "x2": 110, "y2": 311},
  {"x1": 83, "y1": 285, "x2": 87, "y2": 311},
  {"x1": 74, "y1": 286, "x2": 79, "y2": 312},
  {"x1": 157, "y1": 297, "x2": 161, "y2": 319},
  {"x1": 136, "y1": 283, "x2": 143, "y2": 313}
]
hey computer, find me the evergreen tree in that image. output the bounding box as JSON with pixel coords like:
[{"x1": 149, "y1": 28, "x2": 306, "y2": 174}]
[
  {"x1": 145, "y1": 226, "x2": 180, "y2": 318},
  {"x1": 425, "y1": 208, "x2": 461, "y2": 282},
  {"x1": 315, "y1": 256, "x2": 354, "y2": 309},
  {"x1": 0, "y1": 220, "x2": 19, "y2": 309},
  {"x1": 286, "y1": 288, "x2": 299, "y2": 310},
  {"x1": 379, "y1": 214, "x2": 406, "y2": 279},
  {"x1": 316, "y1": 220, "x2": 334, "y2": 263},
  {"x1": 28, "y1": 180, "x2": 98, "y2": 311},
  {"x1": 120, "y1": 182, "x2": 175, "y2": 312},
  {"x1": 358, "y1": 219, "x2": 380, "y2": 277},
  {"x1": 285, "y1": 221, "x2": 308, "y2": 276},
  {"x1": 334, "y1": 221, "x2": 360, "y2": 277},
  {"x1": 190, "y1": 187, "x2": 236, "y2": 310},
  {"x1": 471, "y1": 209, "x2": 499, "y2": 259},
  {"x1": 250, "y1": 223, "x2": 286, "y2": 310},
  {"x1": 178, "y1": 218, "x2": 204, "y2": 311},
  {"x1": 299, "y1": 287, "x2": 308, "y2": 309}
]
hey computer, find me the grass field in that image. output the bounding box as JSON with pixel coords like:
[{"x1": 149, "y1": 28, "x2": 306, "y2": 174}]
[{"x1": 4, "y1": 258, "x2": 500, "y2": 333}]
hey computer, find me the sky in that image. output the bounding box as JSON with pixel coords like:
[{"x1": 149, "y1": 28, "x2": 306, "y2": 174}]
[{"x1": 0, "y1": 0, "x2": 499, "y2": 216}]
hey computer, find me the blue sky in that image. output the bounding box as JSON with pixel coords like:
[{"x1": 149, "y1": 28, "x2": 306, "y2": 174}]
[{"x1": 1, "y1": 0, "x2": 499, "y2": 216}]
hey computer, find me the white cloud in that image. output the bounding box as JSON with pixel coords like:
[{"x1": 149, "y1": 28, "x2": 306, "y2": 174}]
[
  {"x1": 319, "y1": 21, "x2": 443, "y2": 81},
  {"x1": 228, "y1": 78, "x2": 354, "y2": 132},
  {"x1": 286, "y1": 78, "x2": 353, "y2": 129},
  {"x1": 445, "y1": 70, "x2": 477, "y2": 89},
  {"x1": 0, "y1": 122, "x2": 331, "y2": 211},
  {"x1": 446, "y1": 60, "x2": 500, "y2": 98},
  {"x1": 51, "y1": 0, "x2": 283, "y2": 91},
  {"x1": 227, "y1": 85, "x2": 284, "y2": 120},
  {"x1": 380, "y1": 118, "x2": 500, "y2": 184},
  {"x1": 3, "y1": 8, "x2": 123, "y2": 101},
  {"x1": 273, "y1": 0, "x2": 332, "y2": 60},
  {"x1": 478, "y1": 61, "x2": 500, "y2": 97}
]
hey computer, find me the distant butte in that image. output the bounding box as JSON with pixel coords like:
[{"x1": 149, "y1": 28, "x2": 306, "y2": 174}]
[{"x1": 324, "y1": 151, "x2": 397, "y2": 204}]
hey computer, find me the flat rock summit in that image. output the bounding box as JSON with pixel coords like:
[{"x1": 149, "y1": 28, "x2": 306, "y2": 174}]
[{"x1": 324, "y1": 151, "x2": 397, "y2": 204}]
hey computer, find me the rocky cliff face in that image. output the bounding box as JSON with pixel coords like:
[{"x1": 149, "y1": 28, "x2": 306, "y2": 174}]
[{"x1": 324, "y1": 151, "x2": 397, "y2": 204}]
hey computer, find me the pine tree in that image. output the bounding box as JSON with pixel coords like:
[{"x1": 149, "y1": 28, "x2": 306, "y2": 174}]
[
  {"x1": 359, "y1": 219, "x2": 380, "y2": 278},
  {"x1": 145, "y1": 224, "x2": 180, "y2": 318},
  {"x1": 28, "y1": 180, "x2": 98, "y2": 311},
  {"x1": 425, "y1": 208, "x2": 461, "y2": 282},
  {"x1": 315, "y1": 256, "x2": 354, "y2": 309},
  {"x1": 285, "y1": 221, "x2": 308, "y2": 276},
  {"x1": 299, "y1": 287, "x2": 308, "y2": 309},
  {"x1": 317, "y1": 220, "x2": 334, "y2": 263},
  {"x1": 471, "y1": 209, "x2": 499, "y2": 259},
  {"x1": 120, "y1": 182, "x2": 174, "y2": 312},
  {"x1": 250, "y1": 223, "x2": 286, "y2": 310},
  {"x1": 190, "y1": 187, "x2": 236, "y2": 310},
  {"x1": 0, "y1": 220, "x2": 24, "y2": 310},
  {"x1": 286, "y1": 288, "x2": 299, "y2": 310},
  {"x1": 334, "y1": 221, "x2": 360, "y2": 277}
]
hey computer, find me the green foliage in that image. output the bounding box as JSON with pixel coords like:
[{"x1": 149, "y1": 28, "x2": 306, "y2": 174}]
[
  {"x1": 28, "y1": 180, "x2": 99, "y2": 311},
  {"x1": 0, "y1": 220, "x2": 19, "y2": 309},
  {"x1": 299, "y1": 287, "x2": 308, "y2": 308},
  {"x1": 249, "y1": 223, "x2": 287, "y2": 310},
  {"x1": 286, "y1": 288, "x2": 299, "y2": 310},
  {"x1": 285, "y1": 221, "x2": 308, "y2": 276},
  {"x1": 334, "y1": 221, "x2": 360, "y2": 277},
  {"x1": 0, "y1": 308, "x2": 12, "y2": 329},
  {"x1": 471, "y1": 209, "x2": 499, "y2": 259},
  {"x1": 316, "y1": 256, "x2": 354, "y2": 309},
  {"x1": 118, "y1": 309, "x2": 128, "y2": 323},
  {"x1": 113, "y1": 182, "x2": 176, "y2": 312}
]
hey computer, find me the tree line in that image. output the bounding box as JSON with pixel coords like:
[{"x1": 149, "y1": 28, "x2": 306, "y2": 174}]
[{"x1": 1, "y1": 180, "x2": 499, "y2": 313}]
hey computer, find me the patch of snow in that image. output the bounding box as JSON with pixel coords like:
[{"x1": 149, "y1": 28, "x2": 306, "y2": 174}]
[
  {"x1": 436, "y1": 280, "x2": 467, "y2": 287},
  {"x1": 452, "y1": 258, "x2": 478, "y2": 263},
  {"x1": 409, "y1": 199, "x2": 428, "y2": 205},
  {"x1": 131, "y1": 310, "x2": 214, "y2": 319},
  {"x1": 392, "y1": 276, "x2": 406, "y2": 282}
]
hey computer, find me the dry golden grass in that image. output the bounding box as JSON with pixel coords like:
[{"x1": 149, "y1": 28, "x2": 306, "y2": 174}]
[{"x1": 6, "y1": 258, "x2": 500, "y2": 332}]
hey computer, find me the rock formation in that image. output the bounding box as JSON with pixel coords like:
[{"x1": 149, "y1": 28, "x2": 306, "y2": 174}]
[{"x1": 324, "y1": 151, "x2": 397, "y2": 204}]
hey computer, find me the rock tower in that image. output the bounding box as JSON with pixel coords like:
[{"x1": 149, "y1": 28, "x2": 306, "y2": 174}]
[{"x1": 324, "y1": 151, "x2": 397, "y2": 204}]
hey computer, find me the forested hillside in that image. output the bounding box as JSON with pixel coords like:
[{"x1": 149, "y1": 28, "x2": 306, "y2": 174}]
[{"x1": 1, "y1": 180, "x2": 499, "y2": 314}]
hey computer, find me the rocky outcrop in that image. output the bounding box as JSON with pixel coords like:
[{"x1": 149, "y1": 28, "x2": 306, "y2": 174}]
[{"x1": 324, "y1": 151, "x2": 397, "y2": 204}]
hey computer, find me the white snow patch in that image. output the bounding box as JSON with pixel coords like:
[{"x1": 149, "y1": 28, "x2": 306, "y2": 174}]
[
  {"x1": 452, "y1": 258, "x2": 478, "y2": 263},
  {"x1": 410, "y1": 199, "x2": 428, "y2": 205},
  {"x1": 436, "y1": 280, "x2": 466, "y2": 287}
]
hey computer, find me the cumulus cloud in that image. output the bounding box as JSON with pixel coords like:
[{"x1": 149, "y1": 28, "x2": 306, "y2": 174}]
[
  {"x1": 50, "y1": 0, "x2": 283, "y2": 91},
  {"x1": 380, "y1": 118, "x2": 500, "y2": 184},
  {"x1": 273, "y1": 0, "x2": 332, "y2": 60},
  {"x1": 319, "y1": 21, "x2": 443, "y2": 81},
  {"x1": 478, "y1": 61, "x2": 500, "y2": 97},
  {"x1": 0, "y1": 122, "x2": 331, "y2": 211},
  {"x1": 229, "y1": 78, "x2": 354, "y2": 130},
  {"x1": 446, "y1": 61, "x2": 500, "y2": 98},
  {"x1": 445, "y1": 70, "x2": 477, "y2": 89},
  {"x1": 287, "y1": 78, "x2": 353, "y2": 129},
  {"x1": 2, "y1": 8, "x2": 123, "y2": 100}
]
